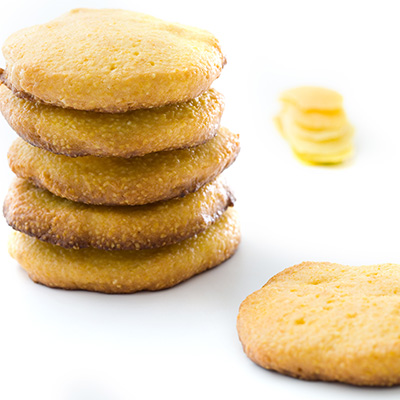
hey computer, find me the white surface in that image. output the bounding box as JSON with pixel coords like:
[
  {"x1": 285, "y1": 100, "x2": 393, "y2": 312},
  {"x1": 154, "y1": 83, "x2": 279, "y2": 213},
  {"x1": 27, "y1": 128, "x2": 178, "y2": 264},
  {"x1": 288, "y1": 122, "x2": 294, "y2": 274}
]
[{"x1": 1, "y1": 0, "x2": 400, "y2": 398}]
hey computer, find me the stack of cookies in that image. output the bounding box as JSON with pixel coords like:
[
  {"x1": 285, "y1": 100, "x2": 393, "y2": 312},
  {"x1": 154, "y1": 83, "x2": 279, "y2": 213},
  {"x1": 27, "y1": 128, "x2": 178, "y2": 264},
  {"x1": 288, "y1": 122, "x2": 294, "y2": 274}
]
[
  {"x1": 0, "y1": 9, "x2": 240, "y2": 293},
  {"x1": 275, "y1": 86, "x2": 354, "y2": 164}
]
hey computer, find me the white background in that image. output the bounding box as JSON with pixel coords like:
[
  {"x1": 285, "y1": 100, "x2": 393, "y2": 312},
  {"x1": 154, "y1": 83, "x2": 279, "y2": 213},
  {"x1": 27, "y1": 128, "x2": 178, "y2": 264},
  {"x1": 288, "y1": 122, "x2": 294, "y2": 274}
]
[{"x1": 1, "y1": 0, "x2": 400, "y2": 398}]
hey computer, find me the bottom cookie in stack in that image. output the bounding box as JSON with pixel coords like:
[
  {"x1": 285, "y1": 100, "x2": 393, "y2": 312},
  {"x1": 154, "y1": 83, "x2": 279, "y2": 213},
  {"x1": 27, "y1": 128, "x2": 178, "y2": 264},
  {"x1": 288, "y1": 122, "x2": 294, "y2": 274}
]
[{"x1": 6, "y1": 178, "x2": 240, "y2": 293}]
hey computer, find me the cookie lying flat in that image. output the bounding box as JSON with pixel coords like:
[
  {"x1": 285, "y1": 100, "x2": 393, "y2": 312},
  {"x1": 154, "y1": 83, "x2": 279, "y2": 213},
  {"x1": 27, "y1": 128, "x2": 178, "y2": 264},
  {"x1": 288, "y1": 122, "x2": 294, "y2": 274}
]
[
  {"x1": 1, "y1": 8, "x2": 225, "y2": 112},
  {"x1": 9, "y1": 208, "x2": 240, "y2": 294},
  {"x1": 237, "y1": 261, "x2": 400, "y2": 386},
  {"x1": 4, "y1": 177, "x2": 234, "y2": 250},
  {"x1": 8, "y1": 127, "x2": 239, "y2": 206},
  {"x1": 0, "y1": 85, "x2": 224, "y2": 157}
]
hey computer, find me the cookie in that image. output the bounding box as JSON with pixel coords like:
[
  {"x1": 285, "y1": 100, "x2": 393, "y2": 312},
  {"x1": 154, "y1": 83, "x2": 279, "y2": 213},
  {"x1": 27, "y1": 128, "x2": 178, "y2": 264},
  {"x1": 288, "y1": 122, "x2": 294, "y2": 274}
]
[
  {"x1": 8, "y1": 127, "x2": 239, "y2": 205},
  {"x1": 9, "y1": 208, "x2": 240, "y2": 294},
  {"x1": 1, "y1": 8, "x2": 225, "y2": 112},
  {"x1": 4, "y1": 177, "x2": 234, "y2": 250},
  {"x1": 0, "y1": 85, "x2": 224, "y2": 157},
  {"x1": 237, "y1": 261, "x2": 400, "y2": 386}
]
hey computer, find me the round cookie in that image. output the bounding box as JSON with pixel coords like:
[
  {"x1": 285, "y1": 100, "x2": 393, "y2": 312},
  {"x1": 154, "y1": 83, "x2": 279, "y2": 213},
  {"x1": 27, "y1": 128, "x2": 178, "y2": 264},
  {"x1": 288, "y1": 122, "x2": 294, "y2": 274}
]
[
  {"x1": 8, "y1": 127, "x2": 239, "y2": 206},
  {"x1": 0, "y1": 85, "x2": 224, "y2": 157},
  {"x1": 9, "y1": 208, "x2": 240, "y2": 294},
  {"x1": 4, "y1": 177, "x2": 234, "y2": 250},
  {"x1": 237, "y1": 261, "x2": 400, "y2": 386},
  {"x1": 1, "y1": 8, "x2": 225, "y2": 112}
]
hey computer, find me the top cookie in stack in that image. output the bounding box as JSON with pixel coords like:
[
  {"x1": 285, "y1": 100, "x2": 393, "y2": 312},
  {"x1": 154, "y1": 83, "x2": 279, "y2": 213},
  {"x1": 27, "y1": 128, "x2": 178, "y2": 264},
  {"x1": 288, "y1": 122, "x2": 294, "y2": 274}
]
[
  {"x1": 1, "y1": 9, "x2": 241, "y2": 294},
  {"x1": 0, "y1": 8, "x2": 225, "y2": 113},
  {"x1": 0, "y1": 8, "x2": 226, "y2": 158}
]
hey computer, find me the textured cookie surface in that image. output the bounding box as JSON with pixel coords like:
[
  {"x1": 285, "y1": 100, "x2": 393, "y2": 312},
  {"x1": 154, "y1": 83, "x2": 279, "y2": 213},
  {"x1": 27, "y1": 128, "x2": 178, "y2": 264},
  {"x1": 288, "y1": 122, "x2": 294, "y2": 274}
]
[
  {"x1": 9, "y1": 208, "x2": 240, "y2": 294},
  {"x1": 0, "y1": 85, "x2": 224, "y2": 157},
  {"x1": 8, "y1": 127, "x2": 239, "y2": 205},
  {"x1": 237, "y1": 262, "x2": 400, "y2": 386},
  {"x1": 4, "y1": 177, "x2": 234, "y2": 250},
  {"x1": 1, "y1": 8, "x2": 225, "y2": 112}
]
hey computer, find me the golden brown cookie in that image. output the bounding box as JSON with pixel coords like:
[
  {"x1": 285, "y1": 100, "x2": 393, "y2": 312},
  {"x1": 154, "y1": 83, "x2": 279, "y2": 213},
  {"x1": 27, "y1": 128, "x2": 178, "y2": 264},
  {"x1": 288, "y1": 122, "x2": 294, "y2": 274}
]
[
  {"x1": 8, "y1": 127, "x2": 239, "y2": 205},
  {"x1": 0, "y1": 85, "x2": 224, "y2": 157},
  {"x1": 4, "y1": 177, "x2": 234, "y2": 250},
  {"x1": 9, "y1": 208, "x2": 240, "y2": 294},
  {"x1": 1, "y1": 8, "x2": 225, "y2": 112},
  {"x1": 237, "y1": 261, "x2": 400, "y2": 386}
]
